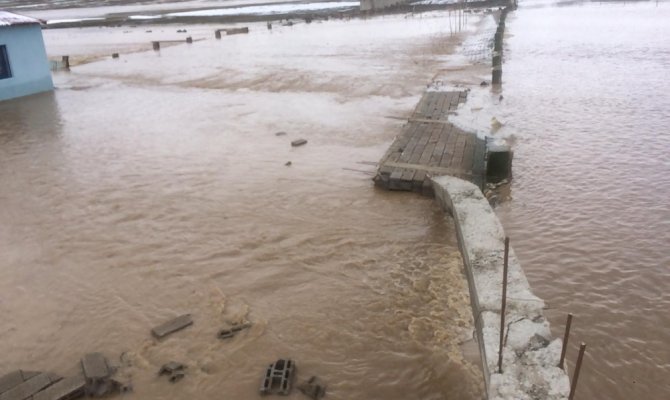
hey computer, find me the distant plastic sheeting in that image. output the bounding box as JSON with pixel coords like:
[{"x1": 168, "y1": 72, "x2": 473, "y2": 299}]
[
  {"x1": 46, "y1": 17, "x2": 105, "y2": 25},
  {"x1": 410, "y1": 0, "x2": 459, "y2": 4}
]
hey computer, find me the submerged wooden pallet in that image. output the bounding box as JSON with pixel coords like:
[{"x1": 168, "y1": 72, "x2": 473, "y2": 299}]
[{"x1": 374, "y1": 91, "x2": 486, "y2": 196}]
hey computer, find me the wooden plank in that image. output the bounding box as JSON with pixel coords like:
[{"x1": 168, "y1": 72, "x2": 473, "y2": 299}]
[
  {"x1": 440, "y1": 128, "x2": 459, "y2": 168},
  {"x1": 414, "y1": 124, "x2": 442, "y2": 189},
  {"x1": 386, "y1": 123, "x2": 419, "y2": 164},
  {"x1": 430, "y1": 124, "x2": 451, "y2": 167},
  {"x1": 401, "y1": 122, "x2": 432, "y2": 182},
  {"x1": 20, "y1": 372, "x2": 39, "y2": 381},
  {"x1": 375, "y1": 90, "x2": 483, "y2": 193},
  {"x1": 462, "y1": 139, "x2": 475, "y2": 171},
  {"x1": 0, "y1": 372, "x2": 24, "y2": 395},
  {"x1": 151, "y1": 314, "x2": 193, "y2": 339},
  {"x1": 382, "y1": 162, "x2": 472, "y2": 176},
  {"x1": 32, "y1": 376, "x2": 85, "y2": 400},
  {"x1": 0, "y1": 373, "x2": 60, "y2": 400},
  {"x1": 396, "y1": 123, "x2": 423, "y2": 164},
  {"x1": 450, "y1": 134, "x2": 467, "y2": 168}
]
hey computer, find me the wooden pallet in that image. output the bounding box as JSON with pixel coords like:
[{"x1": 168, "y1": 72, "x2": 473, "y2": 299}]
[{"x1": 374, "y1": 91, "x2": 486, "y2": 196}]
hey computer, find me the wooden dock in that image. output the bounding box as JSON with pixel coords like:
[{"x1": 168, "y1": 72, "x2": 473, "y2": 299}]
[{"x1": 374, "y1": 91, "x2": 487, "y2": 196}]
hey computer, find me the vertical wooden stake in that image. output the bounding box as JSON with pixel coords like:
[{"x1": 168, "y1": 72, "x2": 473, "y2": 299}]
[
  {"x1": 569, "y1": 343, "x2": 587, "y2": 399},
  {"x1": 498, "y1": 236, "x2": 510, "y2": 373},
  {"x1": 559, "y1": 313, "x2": 573, "y2": 369}
]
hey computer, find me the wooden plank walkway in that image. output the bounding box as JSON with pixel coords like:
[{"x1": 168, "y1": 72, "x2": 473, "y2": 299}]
[{"x1": 374, "y1": 91, "x2": 486, "y2": 196}]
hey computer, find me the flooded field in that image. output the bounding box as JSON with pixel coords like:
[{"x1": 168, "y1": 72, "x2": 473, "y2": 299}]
[
  {"x1": 0, "y1": 12, "x2": 489, "y2": 400},
  {"x1": 455, "y1": 0, "x2": 670, "y2": 398}
]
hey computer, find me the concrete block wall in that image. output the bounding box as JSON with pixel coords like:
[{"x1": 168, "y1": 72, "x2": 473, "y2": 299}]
[{"x1": 432, "y1": 175, "x2": 570, "y2": 400}]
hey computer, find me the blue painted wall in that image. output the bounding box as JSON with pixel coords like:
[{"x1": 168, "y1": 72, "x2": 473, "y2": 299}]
[{"x1": 0, "y1": 24, "x2": 53, "y2": 102}]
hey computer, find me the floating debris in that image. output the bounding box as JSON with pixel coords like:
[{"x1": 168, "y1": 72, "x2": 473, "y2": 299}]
[
  {"x1": 32, "y1": 375, "x2": 85, "y2": 400},
  {"x1": 159, "y1": 362, "x2": 186, "y2": 384},
  {"x1": 275, "y1": 131, "x2": 287, "y2": 136},
  {"x1": 81, "y1": 353, "x2": 116, "y2": 397},
  {"x1": 151, "y1": 314, "x2": 193, "y2": 339},
  {"x1": 285, "y1": 161, "x2": 292, "y2": 167},
  {"x1": 0, "y1": 371, "x2": 61, "y2": 400},
  {"x1": 297, "y1": 376, "x2": 326, "y2": 400},
  {"x1": 217, "y1": 322, "x2": 252, "y2": 340},
  {"x1": 158, "y1": 362, "x2": 185, "y2": 376},
  {"x1": 291, "y1": 139, "x2": 307, "y2": 147},
  {"x1": 260, "y1": 359, "x2": 295, "y2": 396}
]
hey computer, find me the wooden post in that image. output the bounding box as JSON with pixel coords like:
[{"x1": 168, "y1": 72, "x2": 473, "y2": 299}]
[
  {"x1": 215, "y1": 30, "x2": 222, "y2": 39},
  {"x1": 152, "y1": 41, "x2": 160, "y2": 51},
  {"x1": 492, "y1": 66, "x2": 502, "y2": 85},
  {"x1": 186, "y1": 36, "x2": 193, "y2": 44},
  {"x1": 494, "y1": 33, "x2": 503, "y2": 52},
  {"x1": 62, "y1": 55, "x2": 70, "y2": 69},
  {"x1": 493, "y1": 53, "x2": 502, "y2": 67},
  {"x1": 559, "y1": 314, "x2": 573, "y2": 369},
  {"x1": 569, "y1": 343, "x2": 587, "y2": 400},
  {"x1": 498, "y1": 236, "x2": 510, "y2": 373}
]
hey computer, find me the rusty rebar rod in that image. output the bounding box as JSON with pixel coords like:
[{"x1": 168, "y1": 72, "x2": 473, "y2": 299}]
[
  {"x1": 498, "y1": 236, "x2": 510, "y2": 373},
  {"x1": 569, "y1": 343, "x2": 587, "y2": 400},
  {"x1": 559, "y1": 313, "x2": 574, "y2": 369}
]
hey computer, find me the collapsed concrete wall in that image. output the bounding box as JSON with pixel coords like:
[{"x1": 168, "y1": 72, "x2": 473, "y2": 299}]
[
  {"x1": 432, "y1": 176, "x2": 570, "y2": 400},
  {"x1": 360, "y1": 0, "x2": 409, "y2": 11}
]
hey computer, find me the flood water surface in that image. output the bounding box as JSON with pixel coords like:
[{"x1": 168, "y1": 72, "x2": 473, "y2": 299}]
[
  {"x1": 0, "y1": 13, "x2": 486, "y2": 400},
  {"x1": 486, "y1": 1, "x2": 670, "y2": 399}
]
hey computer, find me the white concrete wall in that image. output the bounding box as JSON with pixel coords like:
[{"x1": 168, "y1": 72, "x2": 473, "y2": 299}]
[
  {"x1": 432, "y1": 175, "x2": 570, "y2": 400},
  {"x1": 360, "y1": 0, "x2": 408, "y2": 11},
  {"x1": 0, "y1": 24, "x2": 53, "y2": 102}
]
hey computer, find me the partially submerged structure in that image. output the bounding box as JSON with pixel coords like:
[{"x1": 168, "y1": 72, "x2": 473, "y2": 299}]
[{"x1": 0, "y1": 11, "x2": 53, "y2": 102}]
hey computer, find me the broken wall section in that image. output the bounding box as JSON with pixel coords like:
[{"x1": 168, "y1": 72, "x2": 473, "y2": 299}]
[{"x1": 432, "y1": 175, "x2": 570, "y2": 400}]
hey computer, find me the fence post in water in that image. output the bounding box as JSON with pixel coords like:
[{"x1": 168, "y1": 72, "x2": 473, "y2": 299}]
[
  {"x1": 152, "y1": 41, "x2": 160, "y2": 51},
  {"x1": 494, "y1": 32, "x2": 503, "y2": 52},
  {"x1": 62, "y1": 55, "x2": 70, "y2": 69},
  {"x1": 569, "y1": 343, "x2": 587, "y2": 399},
  {"x1": 215, "y1": 30, "x2": 222, "y2": 39},
  {"x1": 498, "y1": 236, "x2": 510, "y2": 373},
  {"x1": 492, "y1": 66, "x2": 502, "y2": 85},
  {"x1": 559, "y1": 313, "x2": 573, "y2": 369},
  {"x1": 493, "y1": 53, "x2": 502, "y2": 68}
]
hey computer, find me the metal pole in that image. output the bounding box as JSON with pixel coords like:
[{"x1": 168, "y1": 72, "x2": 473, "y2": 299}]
[
  {"x1": 569, "y1": 343, "x2": 587, "y2": 399},
  {"x1": 498, "y1": 236, "x2": 510, "y2": 373},
  {"x1": 559, "y1": 313, "x2": 573, "y2": 369}
]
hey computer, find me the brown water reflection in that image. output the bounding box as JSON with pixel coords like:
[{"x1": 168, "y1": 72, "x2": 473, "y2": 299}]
[{"x1": 0, "y1": 12, "x2": 487, "y2": 400}]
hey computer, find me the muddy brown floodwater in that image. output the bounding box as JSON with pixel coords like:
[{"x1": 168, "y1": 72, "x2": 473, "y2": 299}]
[
  {"x1": 0, "y1": 12, "x2": 491, "y2": 400},
  {"x1": 452, "y1": 1, "x2": 670, "y2": 399}
]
